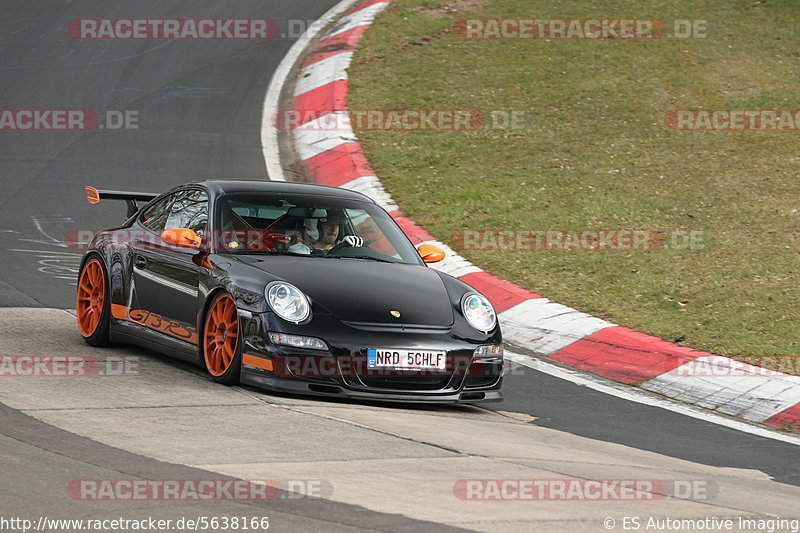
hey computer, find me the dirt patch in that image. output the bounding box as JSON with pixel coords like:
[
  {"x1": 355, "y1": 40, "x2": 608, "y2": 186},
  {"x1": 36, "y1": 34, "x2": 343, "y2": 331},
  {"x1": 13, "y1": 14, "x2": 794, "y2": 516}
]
[{"x1": 414, "y1": 0, "x2": 488, "y2": 19}]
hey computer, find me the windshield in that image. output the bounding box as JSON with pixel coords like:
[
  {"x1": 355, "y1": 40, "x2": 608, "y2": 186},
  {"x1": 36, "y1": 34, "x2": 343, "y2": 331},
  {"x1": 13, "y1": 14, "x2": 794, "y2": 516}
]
[{"x1": 213, "y1": 193, "x2": 423, "y2": 265}]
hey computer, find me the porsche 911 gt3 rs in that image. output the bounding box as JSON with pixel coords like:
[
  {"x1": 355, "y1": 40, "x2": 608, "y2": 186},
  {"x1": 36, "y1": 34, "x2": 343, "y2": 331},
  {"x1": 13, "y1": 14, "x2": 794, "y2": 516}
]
[{"x1": 77, "y1": 180, "x2": 504, "y2": 403}]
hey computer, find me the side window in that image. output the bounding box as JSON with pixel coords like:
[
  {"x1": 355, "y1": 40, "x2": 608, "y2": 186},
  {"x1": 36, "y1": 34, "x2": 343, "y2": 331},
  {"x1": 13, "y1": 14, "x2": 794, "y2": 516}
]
[
  {"x1": 164, "y1": 189, "x2": 208, "y2": 234},
  {"x1": 140, "y1": 195, "x2": 173, "y2": 232}
]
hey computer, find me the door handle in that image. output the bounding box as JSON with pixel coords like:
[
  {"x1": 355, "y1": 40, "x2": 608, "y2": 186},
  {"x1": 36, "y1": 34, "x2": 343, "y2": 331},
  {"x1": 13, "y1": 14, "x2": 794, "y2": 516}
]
[{"x1": 134, "y1": 255, "x2": 147, "y2": 269}]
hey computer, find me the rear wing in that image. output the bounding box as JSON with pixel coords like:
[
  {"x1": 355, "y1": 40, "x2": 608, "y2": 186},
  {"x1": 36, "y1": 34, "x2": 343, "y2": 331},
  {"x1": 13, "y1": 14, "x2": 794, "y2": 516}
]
[{"x1": 85, "y1": 186, "x2": 158, "y2": 218}]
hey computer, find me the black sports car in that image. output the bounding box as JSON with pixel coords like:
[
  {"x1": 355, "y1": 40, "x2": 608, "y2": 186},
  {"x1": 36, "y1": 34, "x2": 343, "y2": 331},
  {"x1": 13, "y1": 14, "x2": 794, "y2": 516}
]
[{"x1": 77, "y1": 180, "x2": 504, "y2": 402}]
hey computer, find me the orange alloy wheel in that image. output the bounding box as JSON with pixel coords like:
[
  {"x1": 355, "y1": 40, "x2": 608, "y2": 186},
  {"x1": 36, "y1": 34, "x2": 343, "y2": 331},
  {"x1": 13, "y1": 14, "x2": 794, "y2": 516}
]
[
  {"x1": 204, "y1": 293, "x2": 240, "y2": 377},
  {"x1": 76, "y1": 258, "x2": 106, "y2": 337}
]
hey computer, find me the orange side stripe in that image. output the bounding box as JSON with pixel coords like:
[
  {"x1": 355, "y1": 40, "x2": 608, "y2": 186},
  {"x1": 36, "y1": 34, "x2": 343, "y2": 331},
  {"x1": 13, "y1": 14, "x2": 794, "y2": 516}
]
[{"x1": 243, "y1": 353, "x2": 274, "y2": 371}]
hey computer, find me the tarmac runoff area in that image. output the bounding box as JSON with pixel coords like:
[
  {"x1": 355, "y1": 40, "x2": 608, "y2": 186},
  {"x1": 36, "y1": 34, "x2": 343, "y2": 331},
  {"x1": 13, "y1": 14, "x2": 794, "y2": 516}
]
[{"x1": 1, "y1": 307, "x2": 799, "y2": 533}]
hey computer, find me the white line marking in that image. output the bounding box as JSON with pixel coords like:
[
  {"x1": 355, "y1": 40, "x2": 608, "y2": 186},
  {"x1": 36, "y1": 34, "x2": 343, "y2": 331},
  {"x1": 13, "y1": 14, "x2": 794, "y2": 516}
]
[
  {"x1": 293, "y1": 52, "x2": 354, "y2": 97},
  {"x1": 506, "y1": 351, "x2": 800, "y2": 446},
  {"x1": 261, "y1": 0, "x2": 363, "y2": 182},
  {"x1": 643, "y1": 356, "x2": 800, "y2": 423},
  {"x1": 30, "y1": 215, "x2": 73, "y2": 246},
  {"x1": 338, "y1": 175, "x2": 398, "y2": 211},
  {"x1": 326, "y1": 2, "x2": 391, "y2": 39},
  {"x1": 293, "y1": 111, "x2": 357, "y2": 160},
  {"x1": 500, "y1": 299, "x2": 614, "y2": 355}
]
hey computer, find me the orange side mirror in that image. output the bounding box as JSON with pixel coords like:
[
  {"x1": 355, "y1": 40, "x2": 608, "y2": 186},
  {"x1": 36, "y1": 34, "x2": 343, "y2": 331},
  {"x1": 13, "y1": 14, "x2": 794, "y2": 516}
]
[
  {"x1": 418, "y1": 244, "x2": 445, "y2": 264},
  {"x1": 161, "y1": 228, "x2": 202, "y2": 249}
]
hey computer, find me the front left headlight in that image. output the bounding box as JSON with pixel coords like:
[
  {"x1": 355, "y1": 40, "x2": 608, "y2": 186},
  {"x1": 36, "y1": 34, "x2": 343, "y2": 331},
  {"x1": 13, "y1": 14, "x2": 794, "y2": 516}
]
[
  {"x1": 474, "y1": 344, "x2": 504, "y2": 357},
  {"x1": 266, "y1": 281, "x2": 311, "y2": 324},
  {"x1": 461, "y1": 292, "x2": 497, "y2": 333}
]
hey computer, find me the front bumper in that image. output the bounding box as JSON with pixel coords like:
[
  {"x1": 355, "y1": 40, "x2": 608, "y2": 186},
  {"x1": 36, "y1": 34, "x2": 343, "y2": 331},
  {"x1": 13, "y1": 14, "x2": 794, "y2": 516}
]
[
  {"x1": 238, "y1": 312, "x2": 504, "y2": 403},
  {"x1": 240, "y1": 371, "x2": 503, "y2": 403}
]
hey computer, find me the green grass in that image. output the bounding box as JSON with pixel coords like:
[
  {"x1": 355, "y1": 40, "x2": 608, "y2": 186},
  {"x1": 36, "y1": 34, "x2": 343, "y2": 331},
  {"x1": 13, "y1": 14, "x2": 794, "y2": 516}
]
[{"x1": 348, "y1": 0, "x2": 800, "y2": 361}]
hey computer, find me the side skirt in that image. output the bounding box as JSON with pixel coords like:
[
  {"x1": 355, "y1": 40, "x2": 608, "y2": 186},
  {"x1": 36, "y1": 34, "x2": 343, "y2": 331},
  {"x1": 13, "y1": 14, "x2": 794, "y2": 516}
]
[{"x1": 110, "y1": 328, "x2": 200, "y2": 366}]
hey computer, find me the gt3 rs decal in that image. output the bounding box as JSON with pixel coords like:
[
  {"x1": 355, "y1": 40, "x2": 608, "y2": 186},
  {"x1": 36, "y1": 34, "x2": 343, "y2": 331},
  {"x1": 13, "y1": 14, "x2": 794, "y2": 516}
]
[{"x1": 111, "y1": 304, "x2": 198, "y2": 344}]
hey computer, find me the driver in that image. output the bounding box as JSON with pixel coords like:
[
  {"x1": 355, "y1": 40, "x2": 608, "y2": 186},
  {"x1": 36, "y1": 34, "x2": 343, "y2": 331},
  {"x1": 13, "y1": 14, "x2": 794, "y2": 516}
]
[{"x1": 288, "y1": 211, "x2": 363, "y2": 254}]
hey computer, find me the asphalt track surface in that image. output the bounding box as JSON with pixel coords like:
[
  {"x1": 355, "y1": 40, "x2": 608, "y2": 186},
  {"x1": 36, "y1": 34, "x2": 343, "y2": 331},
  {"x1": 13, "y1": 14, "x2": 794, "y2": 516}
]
[
  {"x1": 1, "y1": 1, "x2": 798, "y2": 531},
  {"x1": 0, "y1": 401, "x2": 471, "y2": 533}
]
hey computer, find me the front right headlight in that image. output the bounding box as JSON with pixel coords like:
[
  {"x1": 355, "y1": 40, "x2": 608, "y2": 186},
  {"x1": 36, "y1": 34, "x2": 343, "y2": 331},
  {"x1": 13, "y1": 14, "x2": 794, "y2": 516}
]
[
  {"x1": 266, "y1": 281, "x2": 311, "y2": 324},
  {"x1": 461, "y1": 292, "x2": 497, "y2": 333}
]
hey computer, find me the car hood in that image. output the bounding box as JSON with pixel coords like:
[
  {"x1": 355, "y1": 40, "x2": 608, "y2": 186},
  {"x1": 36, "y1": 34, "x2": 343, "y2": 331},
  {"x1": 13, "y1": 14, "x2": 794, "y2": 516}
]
[{"x1": 235, "y1": 255, "x2": 454, "y2": 326}]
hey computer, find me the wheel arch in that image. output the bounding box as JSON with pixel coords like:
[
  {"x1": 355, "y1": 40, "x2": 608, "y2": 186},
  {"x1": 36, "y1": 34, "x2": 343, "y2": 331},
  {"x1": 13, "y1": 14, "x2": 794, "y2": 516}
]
[{"x1": 82, "y1": 248, "x2": 132, "y2": 314}]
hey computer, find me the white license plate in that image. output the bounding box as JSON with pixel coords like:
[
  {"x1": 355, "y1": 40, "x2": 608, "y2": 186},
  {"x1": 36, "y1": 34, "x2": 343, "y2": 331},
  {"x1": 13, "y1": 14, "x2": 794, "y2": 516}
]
[{"x1": 367, "y1": 348, "x2": 447, "y2": 371}]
